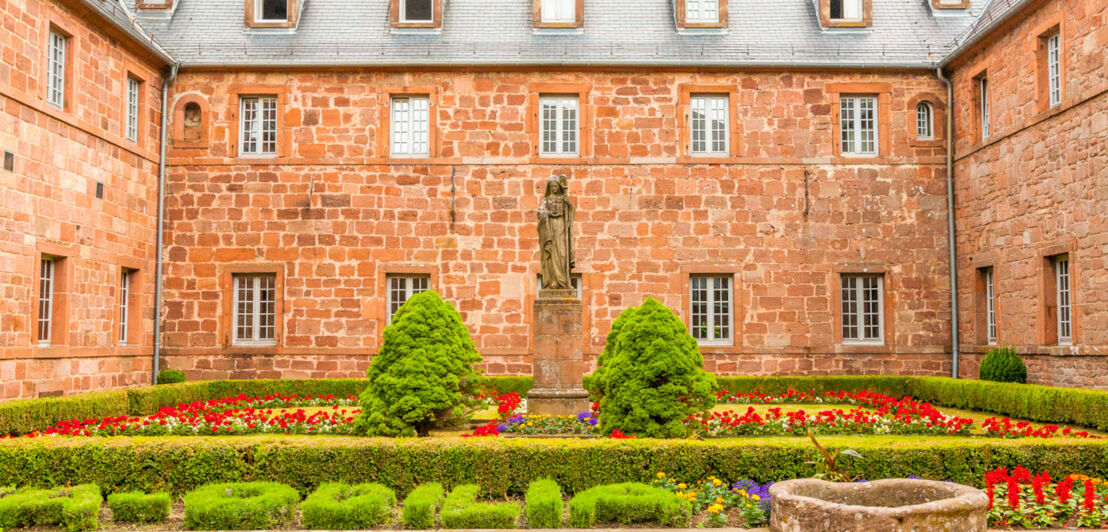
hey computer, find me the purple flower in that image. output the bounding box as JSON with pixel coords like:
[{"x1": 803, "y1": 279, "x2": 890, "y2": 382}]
[
  {"x1": 576, "y1": 411, "x2": 592, "y2": 422},
  {"x1": 496, "y1": 424, "x2": 508, "y2": 432},
  {"x1": 588, "y1": 417, "x2": 599, "y2": 426},
  {"x1": 508, "y1": 415, "x2": 524, "y2": 424}
]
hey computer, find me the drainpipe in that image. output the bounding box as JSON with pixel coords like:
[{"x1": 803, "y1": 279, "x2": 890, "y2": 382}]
[
  {"x1": 153, "y1": 63, "x2": 179, "y2": 384},
  {"x1": 936, "y1": 66, "x2": 958, "y2": 379}
]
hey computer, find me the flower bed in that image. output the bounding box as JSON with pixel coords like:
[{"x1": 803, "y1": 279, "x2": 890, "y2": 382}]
[
  {"x1": 686, "y1": 405, "x2": 972, "y2": 437},
  {"x1": 986, "y1": 467, "x2": 1108, "y2": 529}
]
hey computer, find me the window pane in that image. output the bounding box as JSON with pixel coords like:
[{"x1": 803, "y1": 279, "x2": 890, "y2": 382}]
[
  {"x1": 541, "y1": 0, "x2": 574, "y2": 22},
  {"x1": 691, "y1": 95, "x2": 727, "y2": 155},
  {"x1": 561, "y1": 100, "x2": 578, "y2": 154},
  {"x1": 980, "y1": 78, "x2": 989, "y2": 139},
  {"x1": 260, "y1": 0, "x2": 287, "y2": 20},
  {"x1": 916, "y1": 103, "x2": 932, "y2": 139},
  {"x1": 843, "y1": 0, "x2": 861, "y2": 20},
  {"x1": 38, "y1": 258, "x2": 54, "y2": 344},
  {"x1": 1047, "y1": 34, "x2": 1061, "y2": 107},
  {"x1": 712, "y1": 276, "x2": 731, "y2": 341},
  {"x1": 391, "y1": 97, "x2": 410, "y2": 155},
  {"x1": 1056, "y1": 257, "x2": 1071, "y2": 343},
  {"x1": 126, "y1": 78, "x2": 140, "y2": 142},
  {"x1": 541, "y1": 100, "x2": 558, "y2": 154},
  {"x1": 985, "y1": 268, "x2": 996, "y2": 344},
  {"x1": 48, "y1": 32, "x2": 66, "y2": 109},
  {"x1": 690, "y1": 276, "x2": 708, "y2": 339},
  {"x1": 840, "y1": 97, "x2": 856, "y2": 153},
  {"x1": 261, "y1": 97, "x2": 277, "y2": 154},
  {"x1": 403, "y1": 0, "x2": 433, "y2": 21},
  {"x1": 859, "y1": 97, "x2": 876, "y2": 153},
  {"x1": 241, "y1": 98, "x2": 258, "y2": 154},
  {"x1": 830, "y1": 0, "x2": 843, "y2": 19},
  {"x1": 120, "y1": 270, "x2": 130, "y2": 343},
  {"x1": 388, "y1": 275, "x2": 430, "y2": 323},
  {"x1": 841, "y1": 275, "x2": 857, "y2": 340}
]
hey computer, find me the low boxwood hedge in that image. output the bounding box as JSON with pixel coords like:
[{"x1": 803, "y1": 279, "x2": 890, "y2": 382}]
[
  {"x1": 107, "y1": 491, "x2": 172, "y2": 523},
  {"x1": 182, "y1": 481, "x2": 299, "y2": 530},
  {"x1": 0, "y1": 484, "x2": 102, "y2": 531},
  {"x1": 2, "y1": 436, "x2": 1108, "y2": 498},
  {"x1": 441, "y1": 483, "x2": 521, "y2": 529},
  {"x1": 568, "y1": 482, "x2": 691, "y2": 528},
  {"x1": 524, "y1": 478, "x2": 563, "y2": 528},
  {"x1": 401, "y1": 483, "x2": 445, "y2": 529},
  {"x1": 301, "y1": 482, "x2": 396, "y2": 530}
]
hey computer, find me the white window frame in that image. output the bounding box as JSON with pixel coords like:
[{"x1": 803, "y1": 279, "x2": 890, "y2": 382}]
[
  {"x1": 685, "y1": 0, "x2": 719, "y2": 23},
  {"x1": 387, "y1": 275, "x2": 430, "y2": 323},
  {"x1": 239, "y1": 96, "x2": 278, "y2": 156},
  {"x1": 916, "y1": 102, "x2": 933, "y2": 140},
  {"x1": 984, "y1": 268, "x2": 996, "y2": 345},
  {"x1": 232, "y1": 274, "x2": 277, "y2": 346},
  {"x1": 979, "y1": 77, "x2": 990, "y2": 140},
  {"x1": 38, "y1": 258, "x2": 55, "y2": 346},
  {"x1": 841, "y1": 274, "x2": 883, "y2": 345},
  {"x1": 119, "y1": 269, "x2": 131, "y2": 344},
  {"x1": 126, "y1": 77, "x2": 140, "y2": 143},
  {"x1": 830, "y1": 0, "x2": 863, "y2": 21},
  {"x1": 540, "y1": 0, "x2": 575, "y2": 23},
  {"x1": 1055, "y1": 255, "x2": 1071, "y2": 345},
  {"x1": 47, "y1": 30, "x2": 67, "y2": 110},
  {"x1": 399, "y1": 0, "x2": 434, "y2": 23},
  {"x1": 390, "y1": 95, "x2": 431, "y2": 158},
  {"x1": 536, "y1": 274, "x2": 581, "y2": 297},
  {"x1": 539, "y1": 95, "x2": 579, "y2": 157},
  {"x1": 689, "y1": 274, "x2": 733, "y2": 346},
  {"x1": 840, "y1": 95, "x2": 877, "y2": 156},
  {"x1": 689, "y1": 94, "x2": 729, "y2": 157},
  {"x1": 1047, "y1": 33, "x2": 1061, "y2": 108},
  {"x1": 254, "y1": 0, "x2": 288, "y2": 22}
]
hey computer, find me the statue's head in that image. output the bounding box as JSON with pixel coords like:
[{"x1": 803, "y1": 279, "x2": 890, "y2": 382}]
[{"x1": 544, "y1": 175, "x2": 566, "y2": 196}]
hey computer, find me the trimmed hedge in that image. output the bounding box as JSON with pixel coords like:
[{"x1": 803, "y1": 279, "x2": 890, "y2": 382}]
[
  {"x1": 183, "y1": 481, "x2": 299, "y2": 530},
  {"x1": 568, "y1": 483, "x2": 691, "y2": 527},
  {"x1": 525, "y1": 478, "x2": 564, "y2": 528},
  {"x1": 0, "y1": 390, "x2": 131, "y2": 437},
  {"x1": 3, "y1": 436, "x2": 1108, "y2": 498},
  {"x1": 107, "y1": 491, "x2": 171, "y2": 523},
  {"x1": 0, "y1": 484, "x2": 102, "y2": 532},
  {"x1": 301, "y1": 482, "x2": 396, "y2": 529},
  {"x1": 401, "y1": 483, "x2": 445, "y2": 529},
  {"x1": 441, "y1": 484, "x2": 521, "y2": 529}
]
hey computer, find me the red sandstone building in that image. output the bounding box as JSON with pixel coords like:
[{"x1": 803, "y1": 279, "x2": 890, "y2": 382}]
[{"x1": 1, "y1": 0, "x2": 1105, "y2": 400}]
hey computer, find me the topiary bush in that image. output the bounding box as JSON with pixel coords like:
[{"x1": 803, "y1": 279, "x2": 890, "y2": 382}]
[
  {"x1": 0, "y1": 484, "x2": 102, "y2": 532},
  {"x1": 183, "y1": 482, "x2": 299, "y2": 530},
  {"x1": 568, "y1": 483, "x2": 691, "y2": 527},
  {"x1": 592, "y1": 297, "x2": 717, "y2": 438},
  {"x1": 525, "y1": 478, "x2": 563, "y2": 528},
  {"x1": 155, "y1": 369, "x2": 186, "y2": 385},
  {"x1": 355, "y1": 290, "x2": 485, "y2": 436},
  {"x1": 401, "y1": 483, "x2": 445, "y2": 529},
  {"x1": 441, "y1": 484, "x2": 521, "y2": 529},
  {"x1": 301, "y1": 482, "x2": 396, "y2": 529},
  {"x1": 107, "y1": 491, "x2": 171, "y2": 523},
  {"x1": 979, "y1": 346, "x2": 1028, "y2": 384}
]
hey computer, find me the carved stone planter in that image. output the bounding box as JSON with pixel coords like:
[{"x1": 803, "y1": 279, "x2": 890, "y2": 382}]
[{"x1": 769, "y1": 478, "x2": 988, "y2": 532}]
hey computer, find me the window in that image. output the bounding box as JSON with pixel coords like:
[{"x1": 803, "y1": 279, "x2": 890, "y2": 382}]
[
  {"x1": 539, "y1": 95, "x2": 578, "y2": 157},
  {"x1": 37, "y1": 258, "x2": 55, "y2": 345},
  {"x1": 125, "y1": 77, "x2": 140, "y2": 143},
  {"x1": 1047, "y1": 33, "x2": 1061, "y2": 107},
  {"x1": 840, "y1": 95, "x2": 877, "y2": 155},
  {"x1": 239, "y1": 96, "x2": 277, "y2": 156},
  {"x1": 390, "y1": 96, "x2": 430, "y2": 158},
  {"x1": 541, "y1": 0, "x2": 575, "y2": 23},
  {"x1": 690, "y1": 275, "x2": 732, "y2": 345},
  {"x1": 119, "y1": 269, "x2": 132, "y2": 344},
  {"x1": 387, "y1": 275, "x2": 429, "y2": 323},
  {"x1": 916, "y1": 102, "x2": 933, "y2": 140},
  {"x1": 978, "y1": 76, "x2": 989, "y2": 140},
  {"x1": 233, "y1": 274, "x2": 276, "y2": 345},
  {"x1": 400, "y1": 0, "x2": 433, "y2": 22},
  {"x1": 255, "y1": 0, "x2": 287, "y2": 21},
  {"x1": 47, "y1": 30, "x2": 67, "y2": 109},
  {"x1": 1054, "y1": 255, "x2": 1071, "y2": 345},
  {"x1": 536, "y1": 274, "x2": 581, "y2": 298},
  {"x1": 830, "y1": 0, "x2": 862, "y2": 21},
  {"x1": 685, "y1": 0, "x2": 719, "y2": 23},
  {"x1": 689, "y1": 94, "x2": 728, "y2": 156},
  {"x1": 981, "y1": 267, "x2": 996, "y2": 345},
  {"x1": 841, "y1": 274, "x2": 883, "y2": 344}
]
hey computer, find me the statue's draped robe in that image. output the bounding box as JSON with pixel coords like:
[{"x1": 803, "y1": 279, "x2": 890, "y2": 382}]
[{"x1": 538, "y1": 195, "x2": 575, "y2": 290}]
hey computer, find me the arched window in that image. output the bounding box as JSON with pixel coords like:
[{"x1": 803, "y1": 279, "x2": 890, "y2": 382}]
[
  {"x1": 916, "y1": 102, "x2": 933, "y2": 140},
  {"x1": 183, "y1": 102, "x2": 202, "y2": 142}
]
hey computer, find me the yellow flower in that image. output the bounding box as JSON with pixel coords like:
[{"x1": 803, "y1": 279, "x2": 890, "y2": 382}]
[
  {"x1": 715, "y1": 497, "x2": 725, "y2": 504},
  {"x1": 738, "y1": 490, "x2": 747, "y2": 498},
  {"x1": 751, "y1": 494, "x2": 761, "y2": 501},
  {"x1": 707, "y1": 504, "x2": 724, "y2": 514},
  {"x1": 677, "y1": 483, "x2": 687, "y2": 489},
  {"x1": 657, "y1": 472, "x2": 666, "y2": 479},
  {"x1": 713, "y1": 479, "x2": 722, "y2": 487}
]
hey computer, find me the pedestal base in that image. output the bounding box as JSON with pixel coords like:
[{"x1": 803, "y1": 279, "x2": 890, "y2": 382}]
[{"x1": 527, "y1": 388, "x2": 590, "y2": 416}]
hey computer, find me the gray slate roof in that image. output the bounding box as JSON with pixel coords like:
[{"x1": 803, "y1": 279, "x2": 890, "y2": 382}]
[
  {"x1": 121, "y1": 0, "x2": 1012, "y2": 68},
  {"x1": 79, "y1": 0, "x2": 175, "y2": 64}
]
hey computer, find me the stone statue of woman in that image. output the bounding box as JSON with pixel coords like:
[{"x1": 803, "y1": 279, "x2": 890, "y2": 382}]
[{"x1": 537, "y1": 175, "x2": 575, "y2": 291}]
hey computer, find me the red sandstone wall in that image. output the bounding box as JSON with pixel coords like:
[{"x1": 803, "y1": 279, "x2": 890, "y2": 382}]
[
  {"x1": 0, "y1": 0, "x2": 165, "y2": 399},
  {"x1": 161, "y1": 70, "x2": 954, "y2": 381},
  {"x1": 949, "y1": 0, "x2": 1108, "y2": 387}
]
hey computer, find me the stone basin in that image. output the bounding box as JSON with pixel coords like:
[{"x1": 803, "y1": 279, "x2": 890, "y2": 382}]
[{"x1": 769, "y1": 478, "x2": 988, "y2": 532}]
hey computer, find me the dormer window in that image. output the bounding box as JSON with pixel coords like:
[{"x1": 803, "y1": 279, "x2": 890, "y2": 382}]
[
  {"x1": 676, "y1": 0, "x2": 726, "y2": 28},
  {"x1": 255, "y1": 0, "x2": 287, "y2": 22},
  {"x1": 533, "y1": 0, "x2": 583, "y2": 28},
  {"x1": 401, "y1": 0, "x2": 433, "y2": 22},
  {"x1": 820, "y1": 0, "x2": 870, "y2": 28},
  {"x1": 830, "y1": 0, "x2": 861, "y2": 21}
]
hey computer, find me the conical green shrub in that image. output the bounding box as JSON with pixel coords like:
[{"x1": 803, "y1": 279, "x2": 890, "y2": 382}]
[
  {"x1": 594, "y1": 298, "x2": 716, "y2": 438},
  {"x1": 355, "y1": 291, "x2": 484, "y2": 436},
  {"x1": 978, "y1": 346, "x2": 1027, "y2": 384}
]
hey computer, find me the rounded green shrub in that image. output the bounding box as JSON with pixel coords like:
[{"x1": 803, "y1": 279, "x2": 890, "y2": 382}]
[
  {"x1": 355, "y1": 291, "x2": 485, "y2": 437},
  {"x1": 593, "y1": 298, "x2": 717, "y2": 438},
  {"x1": 301, "y1": 482, "x2": 396, "y2": 529},
  {"x1": 183, "y1": 482, "x2": 299, "y2": 530},
  {"x1": 155, "y1": 369, "x2": 186, "y2": 385},
  {"x1": 107, "y1": 491, "x2": 171, "y2": 523},
  {"x1": 978, "y1": 346, "x2": 1027, "y2": 384}
]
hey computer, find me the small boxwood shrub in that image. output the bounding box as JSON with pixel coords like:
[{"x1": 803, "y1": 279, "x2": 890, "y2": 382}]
[
  {"x1": 182, "y1": 481, "x2": 299, "y2": 530},
  {"x1": 401, "y1": 482, "x2": 445, "y2": 529},
  {"x1": 568, "y1": 483, "x2": 691, "y2": 528},
  {"x1": 107, "y1": 491, "x2": 171, "y2": 523},
  {"x1": 593, "y1": 298, "x2": 716, "y2": 438},
  {"x1": 356, "y1": 291, "x2": 486, "y2": 436},
  {"x1": 979, "y1": 346, "x2": 1028, "y2": 383},
  {"x1": 0, "y1": 484, "x2": 102, "y2": 532},
  {"x1": 525, "y1": 478, "x2": 563, "y2": 528},
  {"x1": 156, "y1": 369, "x2": 187, "y2": 385},
  {"x1": 441, "y1": 484, "x2": 521, "y2": 529},
  {"x1": 301, "y1": 482, "x2": 396, "y2": 529}
]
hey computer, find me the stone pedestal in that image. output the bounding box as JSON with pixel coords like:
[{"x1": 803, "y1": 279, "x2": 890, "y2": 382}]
[{"x1": 527, "y1": 289, "x2": 590, "y2": 416}]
